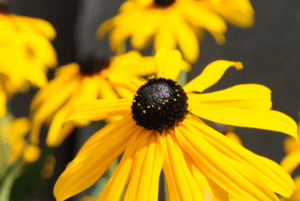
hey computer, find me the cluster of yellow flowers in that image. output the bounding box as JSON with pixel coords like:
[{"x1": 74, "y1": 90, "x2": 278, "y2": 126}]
[{"x1": 0, "y1": 0, "x2": 300, "y2": 201}]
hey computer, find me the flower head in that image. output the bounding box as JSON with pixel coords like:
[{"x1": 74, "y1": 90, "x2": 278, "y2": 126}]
[
  {"x1": 30, "y1": 51, "x2": 187, "y2": 147},
  {"x1": 55, "y1": 49, "x2": 297, "y2": 201},
  {"x1": 0, "y1": 5, "x2": 57, "y2": 116},
  {"x1": 98, "y1": 0, "x2": 254, "y2": 63}
]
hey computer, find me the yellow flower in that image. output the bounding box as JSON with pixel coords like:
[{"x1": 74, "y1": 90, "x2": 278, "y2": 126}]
[
  {"x1": 0, "y1": 5, "x2": 57, "y2": 116},
  {"x1": 280, "y1": 123, "x2": 300, "y2": 201},
  {"x1": 98, "y1": 0, "x2": 254, "y2": 63},
  {"x1": 54, "y1": 49, "x2": 297, "y2": 201},
  {"x1": 281, "y1": 123, "x2": 300, "y2": 175},
  {"x1": 30, "y1": 51, "x2": 185, "y2": 147},
  {"x1": 0, "y1": 116, "x2": 40, "y2": 164}
]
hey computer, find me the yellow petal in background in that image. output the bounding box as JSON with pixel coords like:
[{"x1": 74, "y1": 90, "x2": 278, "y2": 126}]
[
  {"x1": 281, "y1": 148, "x2": 300, "y2": 175},
  {"x1": 65, "y1": 99, "x2": 131, "y2": 123},
  {"x1": 171, "y1": 10, "x2": 199, "y2": 63},
  {"x1": 18, "y1": 16, "x2": 57, "y2": 40},
  {"x1": 184, "y1": 60, "x2": 242, "y2": 93}
]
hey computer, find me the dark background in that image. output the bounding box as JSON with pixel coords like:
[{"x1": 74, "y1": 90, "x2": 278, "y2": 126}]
[{"x1": 7, "y1": 0, "x2": 300, "y2": 200}]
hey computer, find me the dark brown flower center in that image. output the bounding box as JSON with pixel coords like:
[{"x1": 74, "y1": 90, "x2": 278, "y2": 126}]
[
  {"x1": 154, "y1": 0, "x2": 175, "y2": 8},
  {"x1": 78, "y1": 56, "x2": 110, "y2": 76},
  {"x1": 0, "y1": 5, "x2": 12, "y2": 15},
  {"x1": 132, "y1": 78, "x2": 188, "y2": 132}
]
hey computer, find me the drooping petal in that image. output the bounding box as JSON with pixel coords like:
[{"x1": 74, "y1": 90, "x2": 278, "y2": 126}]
[
  {"x1": 184, "y1": 60, "x2": 242, "y2": 93},
  {"x1": 162, "y1": 130, "x2": 204, "y2": 201},
  {"x1": 280, "y1": 148, "x2": 300, "y2": 175},
  {"x1": 184, "y1": 154, "x2": 229, "y2": 201},
  {"x1": 97, "y1": 129, "x2": 143, "y2": 201},
  {"x1": 155, "y1": 49, "x2": 182, "y2": 81},
  {"x1": 188, "y1": 84, "x2": 272, "y2": 110},
  {"x1": 54, "y1": 116, "x2": 137, "y2": 201},
  {"x1": 124, "y1": 131, "x2": 164, "y2": 201},
  {"x1": 46, "y1": 104, "x2": 74, "y2": 147},
  {"x1": 154, "y1": 23, "x2": 176, "y2": 53},
  {"x1": 178, "y1": 1, "x2": 227, "y2": 44},
  {"x1": 131, "y1": 11, "x2": 160, "y2": 49},
  {"x1": 30, "y1": 80, "x2": 78, "y2": 144},
  {"x1": 185, "y1": 116, "x2": 295, "y2": 198},
  {"x1": 188, "y1": 102, "x2": 298, "y2": 139},
  {"x1": 171, "y1": 10, "x2": 199, "y2": 63},
  {"x1": 209, "y1": 0, "x2": 255, "y2": 28},
  {"x1": 65, "y1": 99, "x2": 132, "y2": 123},
  {"x1": 175, "y1": 123, "x2": 279, "y2": 201}
]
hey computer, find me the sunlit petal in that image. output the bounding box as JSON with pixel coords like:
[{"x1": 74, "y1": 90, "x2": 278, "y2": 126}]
[{"x1": 184, "y1": 60, "x2": 242, "y2": 93}]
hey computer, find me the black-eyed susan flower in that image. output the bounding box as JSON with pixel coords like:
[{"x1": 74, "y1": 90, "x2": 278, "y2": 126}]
[
  {"x1": 280, "y1": 123, "x2": 300, "y2": 201},
  {"x1": 55, "y1": 49, "x2": 297, "y2": 201},
  {"x1": 30, "y1": 51, "x2": 187, "y2": 147},
  {"x1": 98, "y1": 0, "x2": 254, "y2": 63},
  {"x1": 0, "y1": 5, "x2": 57, "y2": 116}
]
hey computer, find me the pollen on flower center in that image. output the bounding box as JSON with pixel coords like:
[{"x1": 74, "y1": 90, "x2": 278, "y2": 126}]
[
  {"x1": 132, "y1": 78, "x2": 188, "y2": 132},
  {"x1": 153, "y1": 0, "x2": 175, "y2": 8},
  {"x1": 78, "y1": 56, "x2": 110, "y2": 76}
]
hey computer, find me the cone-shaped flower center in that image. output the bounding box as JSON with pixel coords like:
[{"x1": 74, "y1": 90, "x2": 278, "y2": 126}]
[
  {"x1": 132, "y1": 78, "x2": 188, "y2": 132},
  {"x1": 154, "y1": 0, "x2": 175, "y2": 8},
  {"x1": 0, "y1": 5, "x2": 12, "y2": 15},
  {"x1": 78, "y1": 56, "x2": 110, "y2": 76}
]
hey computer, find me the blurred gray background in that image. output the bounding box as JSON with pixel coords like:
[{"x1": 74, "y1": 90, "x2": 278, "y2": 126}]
[{"x1": 7, "y1": 0, "x2": 300, "y2": 200}]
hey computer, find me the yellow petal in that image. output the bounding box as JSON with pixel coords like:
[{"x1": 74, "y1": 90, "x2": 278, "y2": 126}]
[
  {"x1": 46, "y1": 104, "x2": 74, "y2": 147},
  {"x1": 280, "y1": 148, "x2": 300, "y2": 175},
  {"x1": 171, "y1": 10, "x2": 199, "y2": 63},
  {"x1": 179, "y1": 2, "x2": 227, "y2": 44},
  {"x1": 155, "y1": 49, "x2": 182, "y2": 80},
  {"x1": 30, "y1": 80, "x2": 77, "y2": 144},
  {"x1": 114, "y1": 85, "x2": 135, "y2": 99},
  {"x1": 18, "y1": 31, "x2": 57, "y2": 67},
  {"x1": 184, "y1": 60, "x2": 242, "y2": 93},
  {"x1": 110, "y1": 51, "x2": 156, "y2": 76},
  {"x1": 66, "y1": 99, "x2": 132, "y2": 123},
  {"x1": 210, "y1": 0, "x2": 255, "y2": 28},
  {"x1": 175, "y1": 124, "x2": 279, "y2": 201},
  {"x1": 125, "y1": 131, "x2": 164, "y2": 201},
  {"x1": 18, "y1": 16, "x2": 56, "y2": 40},
  {"x1": 106, "y1": 72, "x2": 144, "y2": 93},
  {"x1": 30, "y1": 71, "x2": 77, "y2": 112},
  {"x1": 154, "y1": 23, "x2": 176, "y2": 52},
  {"x1": 185, "y1": 116, "x2": 294, "y2": 198},
  {"x1": 188, "y1": 102, "x2": 298, "y2": 139},
  {"x1": 54, "y1": 117, "x2": 137, "y2": 201},
  {"x1": 188, "y1": 84, "x2": 272, "y2": 110},
  {"x1": 162, "y1": 130, "x2": 204, "y2": 201},
  {"x1": 98, "y1": 78, "x2": 119, "y2": 99},
  {"x1": 98, "y1": 130, "x2": 142, "y2": 201},
  {"x1": 71, "y1": 76, "x2": 101, "y2": 107},
  {"x1": 131, "y1": 12, "x2": 160, "y2": 49}
]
